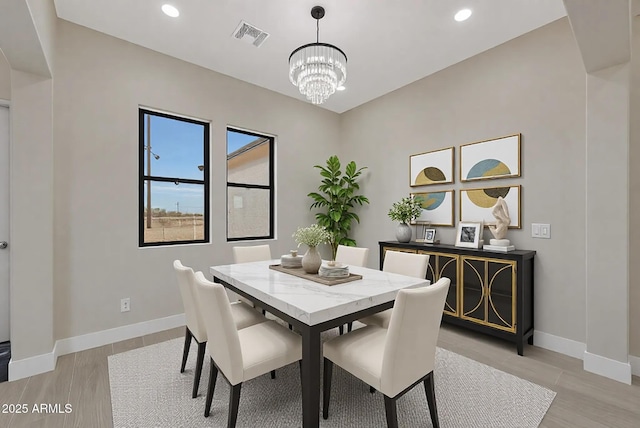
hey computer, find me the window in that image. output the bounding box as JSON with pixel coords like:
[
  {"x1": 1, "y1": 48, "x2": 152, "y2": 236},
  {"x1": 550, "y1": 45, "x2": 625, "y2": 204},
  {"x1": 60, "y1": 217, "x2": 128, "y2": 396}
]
[
  {"x1": 139, "y1": 109, "x2": 209, "y2": 246},
  {"x1": 227, "y1": 128, "x2": 274, "y2": 241}
]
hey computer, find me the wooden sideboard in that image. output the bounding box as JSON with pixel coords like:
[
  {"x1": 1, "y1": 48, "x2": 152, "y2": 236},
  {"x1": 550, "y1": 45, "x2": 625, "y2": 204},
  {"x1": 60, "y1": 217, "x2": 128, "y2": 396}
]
[{"x1": 379, "y1": 241, "x2": 536, "y2": 355}]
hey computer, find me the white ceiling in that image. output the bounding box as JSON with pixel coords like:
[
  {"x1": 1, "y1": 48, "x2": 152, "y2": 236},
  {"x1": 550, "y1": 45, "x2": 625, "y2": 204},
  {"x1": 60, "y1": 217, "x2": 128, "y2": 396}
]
[{"x1": 53, "y1": 0, "x2": 567, "y2": 113}]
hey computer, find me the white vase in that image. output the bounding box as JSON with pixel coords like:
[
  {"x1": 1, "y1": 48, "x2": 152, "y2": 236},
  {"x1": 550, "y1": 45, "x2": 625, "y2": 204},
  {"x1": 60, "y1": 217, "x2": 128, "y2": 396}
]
[
  {"x1": 302, "y1": 246, "x2": 322, "y2": 274},
  {"x1": 396, "y1": 222, "x2": 412, "y2": 243}
]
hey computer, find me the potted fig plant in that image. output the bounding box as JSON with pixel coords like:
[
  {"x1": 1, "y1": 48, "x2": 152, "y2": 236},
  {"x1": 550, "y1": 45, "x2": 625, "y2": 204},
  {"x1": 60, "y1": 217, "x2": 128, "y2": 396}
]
[
  {"x1": 388, "y1": 196, "x2": 424, "y2": 243},
  {"x1": 292, "y1": 224, "x2": 332, "y2": 274},
  {"x1": 308, "y1": 155, "x2": 369, "y2": 260}
]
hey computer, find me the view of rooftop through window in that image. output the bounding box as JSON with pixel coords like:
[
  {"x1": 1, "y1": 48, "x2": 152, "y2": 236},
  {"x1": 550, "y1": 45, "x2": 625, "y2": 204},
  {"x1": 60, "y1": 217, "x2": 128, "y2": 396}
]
[{"x1": 227, "y1": 128, "x2": 274, "y2": 241}]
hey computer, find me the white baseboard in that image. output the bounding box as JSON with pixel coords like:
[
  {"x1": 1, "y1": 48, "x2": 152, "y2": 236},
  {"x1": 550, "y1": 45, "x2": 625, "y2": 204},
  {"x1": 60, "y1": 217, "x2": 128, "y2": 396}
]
[
  {"x1": 8, "y1": 313, "x2": 185, "y2": 381},
  {"x1": 8, "y1": 349, "x2": 56, "y2": 381},
  {"x1": 534, "y1": 330, "x2": 634, "y2": 383},
  {"x1": 584, "y1": 351, "x2": 632, "y2": 384},
  {"x1": 54, "y1": 313, "x2": 185, "y2": 356},
  {"x1": 533, "y1": 330, "x2": 586, "y2": 359},
  {"x1": 630, "y1": 354, "x2": 640, "y2": 377}
]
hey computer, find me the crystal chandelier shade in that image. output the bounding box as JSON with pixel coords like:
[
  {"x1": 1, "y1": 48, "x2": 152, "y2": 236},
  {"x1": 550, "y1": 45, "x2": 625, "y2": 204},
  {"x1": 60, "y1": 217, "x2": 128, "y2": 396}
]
[{"x1": 289, "y1": 6, "x2": 347, "y2": 105}]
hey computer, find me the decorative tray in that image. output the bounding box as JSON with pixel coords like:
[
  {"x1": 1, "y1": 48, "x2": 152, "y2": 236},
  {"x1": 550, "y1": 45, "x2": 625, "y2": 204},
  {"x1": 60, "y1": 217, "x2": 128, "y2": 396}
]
[{"x1": 269, "y1": 264, "x2": 362, "y2": 286}]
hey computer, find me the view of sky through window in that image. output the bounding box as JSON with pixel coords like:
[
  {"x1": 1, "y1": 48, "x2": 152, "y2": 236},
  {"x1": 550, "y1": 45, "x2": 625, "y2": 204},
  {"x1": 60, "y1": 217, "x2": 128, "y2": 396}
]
[
  {"x1": 144, "y1": 118, "x2": 260, "y2": 214},
  {"x1": 144, "y1": 114, "x2": 204, "y2": 214}
]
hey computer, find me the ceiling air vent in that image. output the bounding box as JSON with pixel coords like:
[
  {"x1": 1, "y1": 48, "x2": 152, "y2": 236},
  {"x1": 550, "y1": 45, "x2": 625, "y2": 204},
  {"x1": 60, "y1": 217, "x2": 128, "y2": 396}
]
[{"x1": 232, "y1": 20, "x2": 270, "y2": 48}]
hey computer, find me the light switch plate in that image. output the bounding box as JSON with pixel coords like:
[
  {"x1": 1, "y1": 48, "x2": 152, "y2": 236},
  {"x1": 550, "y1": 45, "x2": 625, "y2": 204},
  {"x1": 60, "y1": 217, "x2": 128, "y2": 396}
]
[{"x1": 532, "y1": 223, "x2": 551, "y2": 239}]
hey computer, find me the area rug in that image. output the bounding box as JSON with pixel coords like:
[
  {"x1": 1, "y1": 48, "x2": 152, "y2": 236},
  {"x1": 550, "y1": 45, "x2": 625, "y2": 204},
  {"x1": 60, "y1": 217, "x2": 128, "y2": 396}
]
[{"x1": 108, "y1": 336, "x2": 556, "y2": 427}]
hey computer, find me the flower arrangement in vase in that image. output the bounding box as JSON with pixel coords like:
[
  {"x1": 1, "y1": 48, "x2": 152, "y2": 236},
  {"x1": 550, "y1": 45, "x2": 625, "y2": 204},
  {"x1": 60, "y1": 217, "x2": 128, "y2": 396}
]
[
  {"x1": 388, "y1": 196, "x2": 424, "y2": 243},
  {"x1": 292, "y1": 224, "x2": 332, "y2": 273}
]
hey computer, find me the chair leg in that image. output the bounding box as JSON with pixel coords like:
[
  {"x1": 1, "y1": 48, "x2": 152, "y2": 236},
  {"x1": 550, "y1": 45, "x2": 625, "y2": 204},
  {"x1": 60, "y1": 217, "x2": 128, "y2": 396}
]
[
  {"x1": 262, "y1": 309, "x2": 266, "y2": 316},
  {"x1": 322, "y1": 358, "x2": 333, "y2": 420},
  {"x1": 228, "y1": 383, "x2": 242, "y2": 428},
  {"x1": 192, "y1": 341, "x2": 207, "y2": 398},
  {"x1": 270, "y1": 370, "x2": 276, "y2": 379},
  {"x1": 338, "y1": 325, "x2": 344, "y2": 335},
  {"x1": 383, "y1": 395, "x2": 399, "y2": 428},
  {"x1": 347, "y1": 322, "x2": 353, "y2": 332},
  {"x1": 204, "y1": 358, "x2": 218, "y2": 417},
  {"x1": 181, "y1": 327, "x2": 193, "y2": 373},
  {"x1": 423, "y1": 372, "x2": 439, "y2": 428}
]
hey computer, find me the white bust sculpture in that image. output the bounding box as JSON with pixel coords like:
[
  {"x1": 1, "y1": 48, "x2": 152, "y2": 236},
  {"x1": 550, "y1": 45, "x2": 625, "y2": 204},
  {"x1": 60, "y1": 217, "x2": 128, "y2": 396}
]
[{"x1": 488, "y1": 196, "x2": 511, "y2": 246}]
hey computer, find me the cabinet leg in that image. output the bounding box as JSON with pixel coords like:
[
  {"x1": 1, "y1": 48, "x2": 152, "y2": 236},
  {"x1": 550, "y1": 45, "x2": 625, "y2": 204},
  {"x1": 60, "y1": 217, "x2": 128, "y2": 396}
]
[
  {"x1": 528, "y1": 335, "x2": 534, "y2": 345},
  {"x1": 517, "y1": 340, "x2": 524, "y2": 356}
]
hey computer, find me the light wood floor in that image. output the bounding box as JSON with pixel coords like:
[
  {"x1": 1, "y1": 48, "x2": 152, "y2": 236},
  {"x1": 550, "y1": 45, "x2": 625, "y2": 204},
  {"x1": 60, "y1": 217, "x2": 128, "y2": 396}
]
[{"x1": 1, "y1": 324, "x2": 639, "y2": 428}]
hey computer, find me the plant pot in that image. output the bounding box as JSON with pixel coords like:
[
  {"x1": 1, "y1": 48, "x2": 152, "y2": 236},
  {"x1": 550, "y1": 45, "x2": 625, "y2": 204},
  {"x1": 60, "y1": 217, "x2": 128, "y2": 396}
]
[
  {"x1": 396, "y1": 222, "x2": 412, "y2": 243},
  {"x1": 302, "y1": 246, "x2": 322, "y2": 274}
]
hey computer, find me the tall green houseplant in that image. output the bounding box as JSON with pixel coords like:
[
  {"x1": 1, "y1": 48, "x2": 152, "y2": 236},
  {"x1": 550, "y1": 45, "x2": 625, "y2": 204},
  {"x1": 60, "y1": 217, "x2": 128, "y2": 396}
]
[{"x1": 308, "y1": 155, "x2": 369, "y2": 259}]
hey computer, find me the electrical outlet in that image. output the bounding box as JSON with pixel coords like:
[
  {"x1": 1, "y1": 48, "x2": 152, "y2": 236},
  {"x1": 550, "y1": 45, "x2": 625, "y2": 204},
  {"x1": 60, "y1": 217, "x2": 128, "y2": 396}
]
[
  {"x1": 531, "y1": 223, "x2": 551, "y2": 239},
  {"x1": 120, "y1": 298, "x2": 130, "y2": 312}
]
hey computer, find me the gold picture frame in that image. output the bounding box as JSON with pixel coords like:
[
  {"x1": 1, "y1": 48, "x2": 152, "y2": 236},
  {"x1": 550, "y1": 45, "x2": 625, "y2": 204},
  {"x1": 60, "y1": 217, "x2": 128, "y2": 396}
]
[
  {"x1": 460, "y1": 134, "x2": 521, "y2": 182},
  {"x1": 459, "y1": 185, "x2": 521, "y2": 229},
  {"x1": 410, "y1": 190, "x2": 455, "y2": 227},
  {"x1": 409, "y1": 147, "x2": 454, "y2": 187}
]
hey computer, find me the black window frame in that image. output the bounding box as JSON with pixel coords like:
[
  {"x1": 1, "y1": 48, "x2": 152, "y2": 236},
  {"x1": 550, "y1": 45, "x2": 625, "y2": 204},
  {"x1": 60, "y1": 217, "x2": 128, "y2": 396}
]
[
  {"x1": 226, "y1": 127, "x2": 275, "y2": 242},
  {"x1": 138, "y1": 108, "x2": 210, "y2": 247}
]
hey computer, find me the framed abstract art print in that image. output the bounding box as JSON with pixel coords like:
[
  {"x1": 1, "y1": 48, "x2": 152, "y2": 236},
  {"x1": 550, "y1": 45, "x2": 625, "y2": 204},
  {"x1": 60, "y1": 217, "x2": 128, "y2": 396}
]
[
  {"x1": 460, "y1": 134, "x2": 520, "y2": 182},
  {"x1": 410, "y1": 147, "x2": 454, "y2": 187}
]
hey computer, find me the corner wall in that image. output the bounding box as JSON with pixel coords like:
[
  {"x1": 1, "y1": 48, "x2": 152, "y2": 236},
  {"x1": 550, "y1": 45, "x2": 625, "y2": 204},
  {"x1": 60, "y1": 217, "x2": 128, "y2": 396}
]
[
  {"x1": 51, "y1": 21, "x2": 341, "y2": 342},
  {"x1": 340, "y1": 19, "x2": 589, "y2": 345},
  {"x1": 10, "y1": 69, "x2": 54, "y2": 361},
  {"x1": 630, "y1": 15, "x2": 640, "y2": 359}
]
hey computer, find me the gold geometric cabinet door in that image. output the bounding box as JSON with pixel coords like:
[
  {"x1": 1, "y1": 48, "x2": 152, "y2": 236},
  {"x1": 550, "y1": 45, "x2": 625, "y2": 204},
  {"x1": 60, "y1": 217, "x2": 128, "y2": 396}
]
[
  {"x1": 461, "y1": 257, "x2": 485, "y2": 324},
  {"x1": 421, "y1": 251, "x2": 459, "y2": 317},
  {"x1": 460, "y1": 256, "x2": 516, "y2": 333},
  {"x1": 486, "y1": 260, "x2": 516, "y2": 332}
]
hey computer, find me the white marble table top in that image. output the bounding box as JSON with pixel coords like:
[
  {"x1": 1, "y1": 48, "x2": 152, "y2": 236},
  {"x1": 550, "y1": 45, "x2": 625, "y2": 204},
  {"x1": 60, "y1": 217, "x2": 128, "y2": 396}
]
[{"x1": 210, "y1": 260, "x2": 430, "y2": 326}]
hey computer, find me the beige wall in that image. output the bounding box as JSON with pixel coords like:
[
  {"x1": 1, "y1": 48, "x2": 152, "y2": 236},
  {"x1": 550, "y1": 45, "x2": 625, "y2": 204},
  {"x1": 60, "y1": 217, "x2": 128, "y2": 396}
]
[
  {"x1": 630, "y1": 16, "x2": 640, "y2": 358},
  {"x1": 10, "y1": 70, "x2": 54, "y2": 360},
  {"x1": 585, "y1": 63, "x2": 630, "y2": 367},
  {"x1": 52, "y1": 21, "x2": 341, "y2": 340},
  {"x1": 0, "y1": 51, "x2": 10, "y2": 100},
  {"x1": 340, "y1": 19, "x2": 589, "y2": 343}
]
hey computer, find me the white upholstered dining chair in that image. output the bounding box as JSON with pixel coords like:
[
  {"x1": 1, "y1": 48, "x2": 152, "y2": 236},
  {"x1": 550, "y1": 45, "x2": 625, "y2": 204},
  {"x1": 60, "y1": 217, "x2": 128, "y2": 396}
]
[
  {"x1": 232, "y1": 244, "x2": 272, "y2": 263},
  {"x1": 193, "y1": 271, "x2": 302, "y2": 428},
  {"x1": 232, "y1": 244, "x2": 272, "y2": 313},
  {"x1": 322, "y1": 277, "x2": 450, "y2": 428},
  {"x1": 173, "y1": 260, "x2": 266, "y2": 398},
  {"x1": 334, "y1": 244, "x2": 370, "y2": 267},
  {"x1": 334, "y1": 245, "x2": 370, "y2": 334},
  {"x1": 358, "y1": 250, "x2": 429, "y2": 328}
]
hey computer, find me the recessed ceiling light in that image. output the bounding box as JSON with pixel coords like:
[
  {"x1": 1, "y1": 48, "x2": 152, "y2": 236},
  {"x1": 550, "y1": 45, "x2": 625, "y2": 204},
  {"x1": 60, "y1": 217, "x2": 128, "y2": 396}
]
[
  {"x1": 336, "y1": 85, "x2": 346, "y2": 91},
  {"x1": 162, "y1": 4, "x2": 180, "y2": 18},
  {"x1": 454, "y1": 9, "x2": 472, "y2": 22}
]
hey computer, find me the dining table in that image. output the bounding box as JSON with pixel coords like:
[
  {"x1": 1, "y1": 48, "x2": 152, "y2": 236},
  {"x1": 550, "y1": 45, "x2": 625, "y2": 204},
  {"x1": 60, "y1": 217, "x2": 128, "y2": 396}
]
[{"x1": 210, "y1": 259, "x2": 430, "y2": 428}]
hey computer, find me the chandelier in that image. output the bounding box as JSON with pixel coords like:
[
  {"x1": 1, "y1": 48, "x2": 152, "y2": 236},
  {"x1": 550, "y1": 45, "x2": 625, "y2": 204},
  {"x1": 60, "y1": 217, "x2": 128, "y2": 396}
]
[{"x1": 289, "y1": 6, "x2": 347, "y2": 105}]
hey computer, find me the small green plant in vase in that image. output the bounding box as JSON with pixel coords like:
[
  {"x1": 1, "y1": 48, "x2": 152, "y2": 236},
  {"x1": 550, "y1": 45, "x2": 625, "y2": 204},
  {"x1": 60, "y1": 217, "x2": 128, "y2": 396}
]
[
  {"x1": 292, "y1": 224, "x2": 332, "y2": 274},
  {"x1": 388, "y1": 196, "x2": 424, "y2": 243}
]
